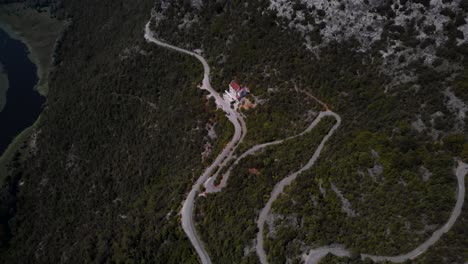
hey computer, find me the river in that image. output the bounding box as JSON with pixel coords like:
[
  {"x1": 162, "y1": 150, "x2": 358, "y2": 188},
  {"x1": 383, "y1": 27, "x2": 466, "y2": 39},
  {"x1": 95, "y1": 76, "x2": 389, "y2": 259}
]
[{"x1": 0, "y1": 27, "x2": 44, "y2": 155}]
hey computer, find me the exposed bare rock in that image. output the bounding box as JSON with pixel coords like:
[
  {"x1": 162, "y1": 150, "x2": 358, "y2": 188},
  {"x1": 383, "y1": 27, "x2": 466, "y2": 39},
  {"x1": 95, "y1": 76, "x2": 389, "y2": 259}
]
[
  {"x1": 268, "y1": 0, "x2": 468, "y2": 86},
  {"x1": 191, "y1": 0, "x2": 203, "y2": 10},
  {"x1": 318, "y1": 180, "x2": 326, "y2": 196},
  {"x1": 330, "y1": 182, "x2": 358, "y2": 217},
  {"x1": 368, "y1": 149, "x2": 384, "y2": 181},
  {"x1": 243, "y1": 240, "x2": 256, "y2": 257},
  {"x1": 119, "y1": 45, "x2": 151, "y2": 60},
  {"x1": 201, "y1": 122, "x2": 217, "y2": 162},
  {"x1": 178, "y1": 12, "x2": 199, "y2": 30},
  {"x1": 419, "y1": 166, "x2": 433, "y2": 182},
  {"x1": 443, "y1": 87, "x2": 468, "y2": 131},
  {"x1": 265, "y1": 213, "x2": 299, "y2": 239},
  {"x1": 28, "y1": 128, "x2": 40, "y2": 156},
  {"x1": 412, "y1": 116, "x2": 427, "y2": 133}
]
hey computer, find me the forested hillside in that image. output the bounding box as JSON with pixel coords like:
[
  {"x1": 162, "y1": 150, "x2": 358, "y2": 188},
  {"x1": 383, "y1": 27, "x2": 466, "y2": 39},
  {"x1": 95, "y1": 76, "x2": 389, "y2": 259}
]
[
  {"x1": 1, "y1": 0, "x2": 213, "y2": 262},
  {"x1": 148, "y1": 0, "x2": 468, "y2": 263},
  {"x1": 0, "y1": 0, "x2": 467, "y2": 263}
]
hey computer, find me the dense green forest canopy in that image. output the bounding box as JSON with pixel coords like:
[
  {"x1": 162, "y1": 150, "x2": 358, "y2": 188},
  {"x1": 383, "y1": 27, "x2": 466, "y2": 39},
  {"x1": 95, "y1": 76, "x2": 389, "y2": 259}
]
[{"x1": 0, "y1": 0, "x2": 467, "y2": 263}]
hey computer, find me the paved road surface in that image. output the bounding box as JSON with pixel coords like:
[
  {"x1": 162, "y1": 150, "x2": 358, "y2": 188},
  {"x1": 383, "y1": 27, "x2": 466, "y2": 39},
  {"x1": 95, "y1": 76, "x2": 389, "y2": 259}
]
[
  {"x1": 303, "y1": 161, "x2": 468, "y2": 264},
  {"x1": 256, "y1": 111, "x2": 342, "y2": 264},
  {"x1": 144, "y1": 15, "x2": 467, "y2": 264},
  {"x1": 362, "y1": 161, "x2": 468, "y2": 262},
  {"x1": 204, "y1": 110, "x2": 336, "y2": 193},
  {"x1": 304, "y1": 245, "x2": 351, "y2": 264},
  {"x1": 145, "y1": 21, "x2": 245, "y2": 264}
]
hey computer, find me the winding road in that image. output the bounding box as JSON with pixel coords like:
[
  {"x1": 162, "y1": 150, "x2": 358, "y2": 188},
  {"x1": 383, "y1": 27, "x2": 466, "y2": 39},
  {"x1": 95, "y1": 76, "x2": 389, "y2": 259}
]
[
  {"x1": 303, "y1": 161, "x2": 468, "y2": 264},
  {"x1": 145, "y1": 21, "x2": 246, "y2": 264},
  {"x1": 144, "y1": 14, "x2": 468, "y2": 264},
  {"x1": 204, "y1": 92, "x2": 331, "y2": 194},
  {"x1": 361, "y1": 160, "x2": 468, "y2": 263},
  {"x1": 304, "y1": 245, "x2": 351, "y2": 264},
  {"x1": 256, "y1": 111, "x2": 341, "y2": 264}
]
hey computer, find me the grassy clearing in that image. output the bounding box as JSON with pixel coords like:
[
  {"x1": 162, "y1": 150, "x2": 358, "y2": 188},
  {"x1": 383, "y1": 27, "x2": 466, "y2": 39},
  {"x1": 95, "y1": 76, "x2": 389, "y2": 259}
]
[
  {"x1": 0, "y1": 63, "x2": 7, "y2": 112},
  {"x1": 0, "y1": 3, "x2": 67, "y2": 95}
]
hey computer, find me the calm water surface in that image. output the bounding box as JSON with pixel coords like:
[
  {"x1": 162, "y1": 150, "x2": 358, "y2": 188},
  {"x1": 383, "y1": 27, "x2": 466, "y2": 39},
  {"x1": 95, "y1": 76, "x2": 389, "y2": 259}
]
[{"x1": 0, "y1": 27, "x2": 44, "y2": 155}]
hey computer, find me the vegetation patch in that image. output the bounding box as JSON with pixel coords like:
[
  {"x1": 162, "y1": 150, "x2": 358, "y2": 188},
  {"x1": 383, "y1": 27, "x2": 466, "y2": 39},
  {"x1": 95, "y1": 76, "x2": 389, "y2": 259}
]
[
  {"x1": 1, "y1": 0, "x2": 467, "y2": 262},
  {"x1": 150, "y1": 0, "x2": 467, "y2": 261},
  {"x1": 267, "y1": 127, "x2": 459, "y2": 262},
  {"x1": 240, "y1": 89, "x2": 322, "y2": 152},
  {"x1": 0, "y1": 0, "x2": 212, "y2": 262},
  {"x1": 195, "y1": 116, "x2": 336, "y2": 263}
]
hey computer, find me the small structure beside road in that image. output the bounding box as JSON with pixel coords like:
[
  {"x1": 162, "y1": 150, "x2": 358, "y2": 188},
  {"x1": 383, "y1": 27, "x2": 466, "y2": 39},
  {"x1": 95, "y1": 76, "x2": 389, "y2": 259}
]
[{"x1": 224, "y1": 80, "x2": 250, "y2": 105}]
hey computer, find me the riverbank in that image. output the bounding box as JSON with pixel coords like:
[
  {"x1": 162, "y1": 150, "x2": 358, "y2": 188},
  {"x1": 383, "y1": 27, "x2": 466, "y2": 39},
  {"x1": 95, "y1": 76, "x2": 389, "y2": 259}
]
[
  {"x1": 0, "y1": 62, "x2": 7, "y2": 112},
  {"x1": 0, "y1": 3, "x2": 66, "y2": 181},
  {"x1": 0, "y1": 3, "x2": 67, "y2": 96},
  {"x1": 0, "y1": 116, "x2": 41, "y2": 180},
  {"x1": 0, "y1": 26, "x2": 43, "y2": 181}
]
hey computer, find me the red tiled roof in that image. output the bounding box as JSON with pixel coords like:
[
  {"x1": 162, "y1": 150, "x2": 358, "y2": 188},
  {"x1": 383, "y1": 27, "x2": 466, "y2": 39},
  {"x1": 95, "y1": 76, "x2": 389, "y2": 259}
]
[{"x1": 230, "y1": 81, "x2": 241, "y2": 91}]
